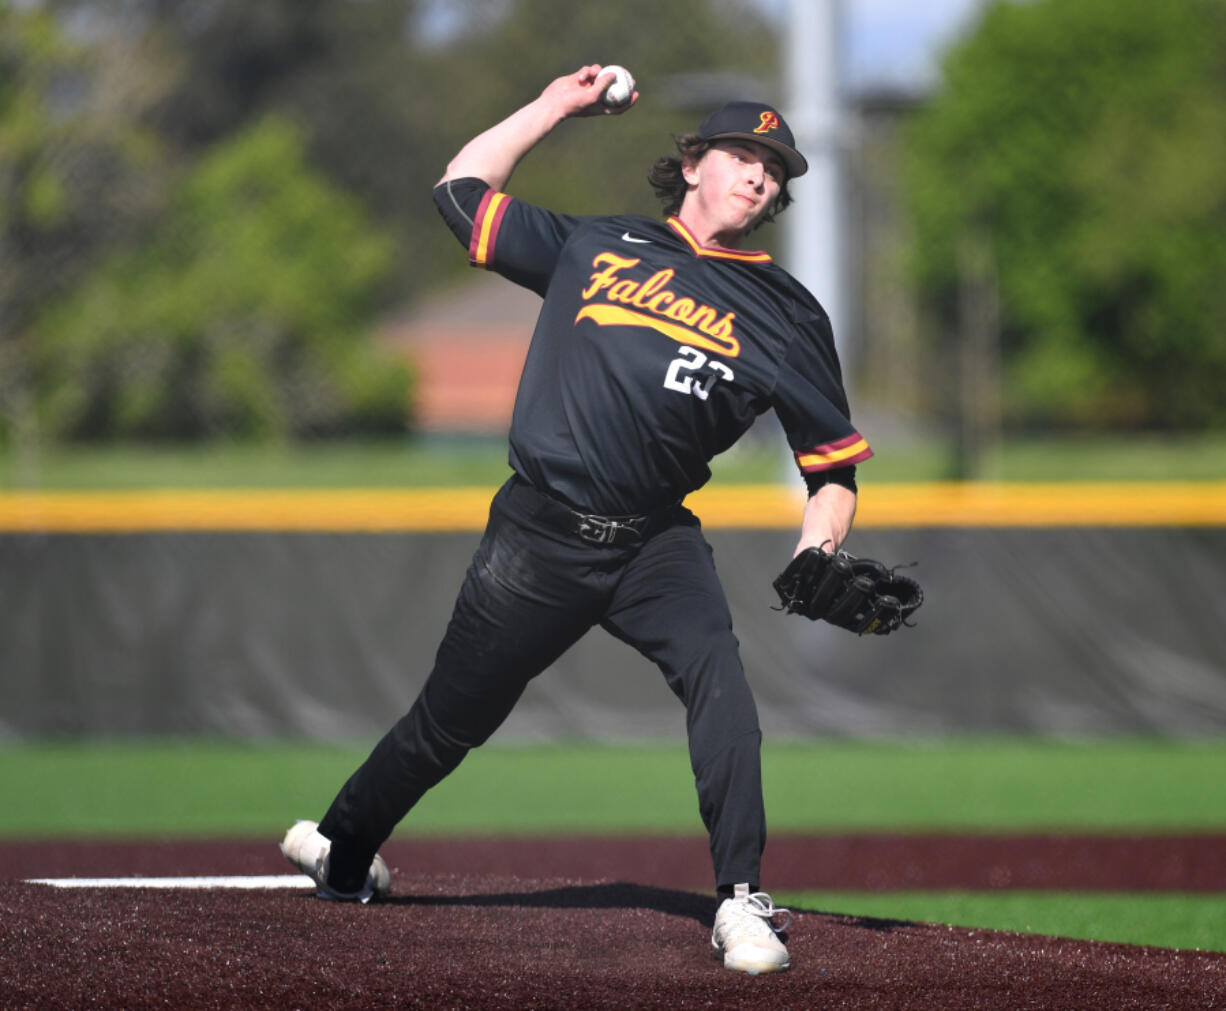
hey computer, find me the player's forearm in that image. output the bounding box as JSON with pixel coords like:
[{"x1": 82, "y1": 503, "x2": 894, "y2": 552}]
[
  {"x1": 795, "y1": 481, "x2": 857, "y2": 555},
  {"x1": 437, "y1": 65, "x2": 634, "y2": 191},
  {"x1": 436, "y1": 96, "x2": 568, "y2": 191}
]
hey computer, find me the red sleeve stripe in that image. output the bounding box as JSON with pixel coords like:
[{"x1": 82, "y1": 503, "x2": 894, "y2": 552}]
[
  {"x1": 795, "y1": 433, "x2": 874, "y2": 472},
  {"x1": 468, "y1": 190, "x2": 510, "y2": 267}
]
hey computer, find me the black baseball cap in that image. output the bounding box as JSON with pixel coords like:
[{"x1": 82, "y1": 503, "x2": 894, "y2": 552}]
[{"x1": 696, "y1": 101, "x2": 808, "y2": 179}]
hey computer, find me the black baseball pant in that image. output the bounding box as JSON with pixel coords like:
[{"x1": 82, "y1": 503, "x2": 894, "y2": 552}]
[{"x1": 319, "y1": 473, "x2": 766, "y2": 892}]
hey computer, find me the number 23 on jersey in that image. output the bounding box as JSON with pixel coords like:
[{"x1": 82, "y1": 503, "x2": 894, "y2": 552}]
[{"x1": 664, "y1": 346, "x2": 734, "y2": 400}]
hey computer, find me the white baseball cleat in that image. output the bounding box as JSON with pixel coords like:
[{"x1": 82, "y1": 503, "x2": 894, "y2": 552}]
[
  {"x1": 711, "y1": 884, "x2": 791, "y2": 974},
  {"x1": 279, "y1": 819, "x2": 390, "y2": 903}
]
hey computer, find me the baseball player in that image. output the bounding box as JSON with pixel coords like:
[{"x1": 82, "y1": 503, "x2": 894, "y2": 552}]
[{"x1": 282, "y1": 65, "x2": 870, "y2": 975}]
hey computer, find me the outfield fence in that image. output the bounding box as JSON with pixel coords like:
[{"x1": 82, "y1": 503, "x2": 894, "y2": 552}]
[{"x1": 3, "y1": 483, "x2": 1225, "y2": 740}]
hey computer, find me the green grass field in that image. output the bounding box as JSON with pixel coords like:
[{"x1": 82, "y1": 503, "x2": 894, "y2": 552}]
[
  {"x1": 3, "y1": 738, "x2": 1225, "y2": 952},
  {"x1": 774, "y1": 890, "x2": 1226, "y2": 955},
  {"x1": 3, "y1": 430, "x2": 1225, "y2": 489},
  {"x1": 5, "y1": 738, "x2": 1225, "y2": 837}
]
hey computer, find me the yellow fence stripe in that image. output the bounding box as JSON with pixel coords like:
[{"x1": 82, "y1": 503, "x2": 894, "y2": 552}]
[
  {"x1": 0, "y1": 489, "x2": 495, "y2": 533},
  {"x1": 0, "y1": 482, "x2": 1222, "y2": 532},
  {"x1": 692, "y1": 482, "x2": 1226, "y2": 527},
  {"x1": 856, "y1": 481, "x2": 1226, "y2": 528}
]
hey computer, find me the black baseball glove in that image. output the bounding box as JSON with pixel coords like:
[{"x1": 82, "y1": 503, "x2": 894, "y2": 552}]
[{"x1": 773, "y1": 545, "x2": 923, "y2": 635}]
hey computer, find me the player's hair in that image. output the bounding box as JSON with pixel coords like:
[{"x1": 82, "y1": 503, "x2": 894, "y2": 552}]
[{"x1": 648, "y1": 133, "x2": 794, "y2": 229}]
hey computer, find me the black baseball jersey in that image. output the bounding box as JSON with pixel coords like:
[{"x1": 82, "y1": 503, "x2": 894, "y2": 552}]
[{"x1": 434, "y1": 178, "x2": 872, "y2": 515}]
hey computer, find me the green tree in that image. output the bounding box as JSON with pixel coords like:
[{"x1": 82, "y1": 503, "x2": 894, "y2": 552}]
[
  {"x1": 59, "y1": 0, "x2": 781, "y2": 291},
  {"x1": 0, "y1": 3, "x2": 165, "y2": 455},
  {"x1": 32, "y1": 117, "x2": 410, "y2": 441},
  {"x1": 11, "y1": 0, "x2": 774, "y2": 452},
  {"x1": 903, "y1": 0, "x2": 1226, "y2": 429}
]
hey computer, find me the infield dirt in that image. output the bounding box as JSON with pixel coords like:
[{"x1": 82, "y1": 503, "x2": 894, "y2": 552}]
[{"x1": 4, "y1": 834, "x2": 1225, "y2": 1009}]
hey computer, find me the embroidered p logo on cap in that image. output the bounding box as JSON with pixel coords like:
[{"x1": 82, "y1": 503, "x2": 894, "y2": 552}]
[{"x1": 754, "y1": 111, "x2": 781, "y2": 135}]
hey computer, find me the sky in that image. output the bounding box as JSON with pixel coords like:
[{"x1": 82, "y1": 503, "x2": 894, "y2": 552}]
[{"x1": 845, "y1": 0, "x2": 989, "y2": 88}]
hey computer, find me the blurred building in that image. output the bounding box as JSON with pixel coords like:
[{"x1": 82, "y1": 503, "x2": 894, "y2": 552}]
[{"x1": 382, "y1": 271, "x2": 542, "y2": 434}]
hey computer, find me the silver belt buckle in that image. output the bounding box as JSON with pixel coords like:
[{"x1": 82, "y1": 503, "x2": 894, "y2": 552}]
[{"x1": 576, "y1": 514, "x2": 619, "y2": 544}]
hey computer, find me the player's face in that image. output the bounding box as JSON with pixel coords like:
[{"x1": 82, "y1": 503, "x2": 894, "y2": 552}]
[{"x1": 680, "y1": 140, "x2": 785, "y2": 247}]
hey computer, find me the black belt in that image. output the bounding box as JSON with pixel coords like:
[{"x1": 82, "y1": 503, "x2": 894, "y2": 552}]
[
  {"x1": 511, "y1": 477, "x2": 668, "y2": 547},
  {"x1": 568, "y1": 510, "x2": 652, "y2": 546}
]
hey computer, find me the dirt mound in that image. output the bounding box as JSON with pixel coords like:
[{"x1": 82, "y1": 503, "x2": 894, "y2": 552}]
[{"x1": 3, "y1": 836, "x2": 1225, "y2": 1009}]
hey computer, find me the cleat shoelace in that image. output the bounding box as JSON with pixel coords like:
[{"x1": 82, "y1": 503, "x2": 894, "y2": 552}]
[{"x1": 725, "y1": 892, "x2": 792, "y2": 936}]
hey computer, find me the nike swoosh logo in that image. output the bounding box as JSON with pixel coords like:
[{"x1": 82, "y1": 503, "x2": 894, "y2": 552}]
[{"x1": 621, "y1": 232, "x2": 652, "y2": 244}]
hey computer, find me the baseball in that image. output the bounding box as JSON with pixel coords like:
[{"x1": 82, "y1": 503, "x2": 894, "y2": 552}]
[{"x1": 601, "y1": 65, "x2": 635, "y2": 107}]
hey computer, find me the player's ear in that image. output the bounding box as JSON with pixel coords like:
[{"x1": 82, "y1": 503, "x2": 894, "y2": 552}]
[{"x1": 681, "y1": 152, "x2": 703, "y2": 187}]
